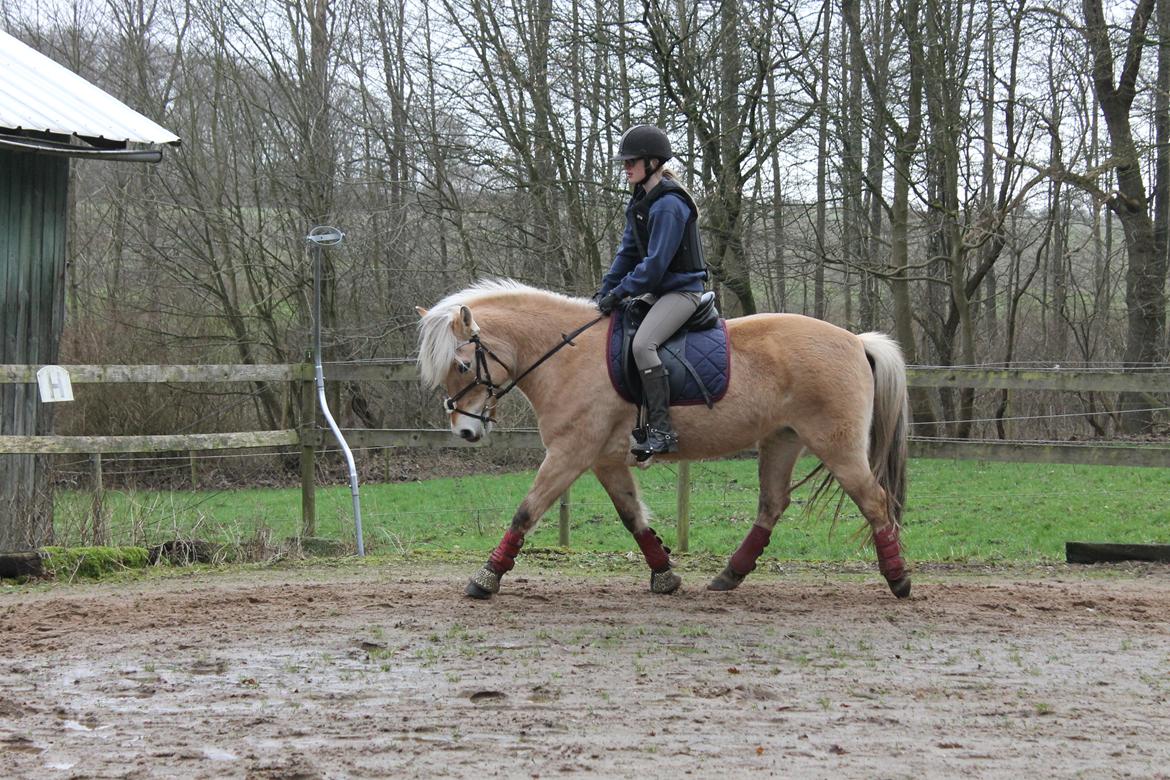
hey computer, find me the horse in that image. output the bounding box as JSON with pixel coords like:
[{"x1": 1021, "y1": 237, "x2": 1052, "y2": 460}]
[{"x1": 415, "y1": 280, "x2": 911, "y2": 600}]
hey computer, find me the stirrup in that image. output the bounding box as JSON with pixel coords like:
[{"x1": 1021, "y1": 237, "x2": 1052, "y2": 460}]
[{"x1": 630, "y1": 428, "x2": 678, "y2": 460}]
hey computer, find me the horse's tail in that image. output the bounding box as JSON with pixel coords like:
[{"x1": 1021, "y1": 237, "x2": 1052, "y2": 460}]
[{"x1": 858, "y1": 332, "x2": 909, "y2": 525}]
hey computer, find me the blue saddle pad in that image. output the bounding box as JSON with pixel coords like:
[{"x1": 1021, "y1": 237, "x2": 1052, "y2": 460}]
[{"x1": 605, "y1": 307, "x2": 731, "y2": 408}]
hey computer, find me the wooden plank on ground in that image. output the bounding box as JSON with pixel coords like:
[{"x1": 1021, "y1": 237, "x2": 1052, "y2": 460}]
[
  {"x1": 1066, "y1": 542, "x2": 1170, "y2": 564},
  {"x1": 0, "y1": 430, "x2": 299, "y2": 454},
  {"x1": 0, "y1": 552, "x2": 42, "y2": 578}
]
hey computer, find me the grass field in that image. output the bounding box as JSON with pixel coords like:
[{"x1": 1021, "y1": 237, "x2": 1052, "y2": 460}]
[{"x1": 51, "y1": 456, "x2": 1170, "y2": 564}]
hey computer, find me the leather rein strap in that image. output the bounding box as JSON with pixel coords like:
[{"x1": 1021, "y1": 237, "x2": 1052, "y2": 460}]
[{"x1": 444, "y1": 314, "x2": 605, "y2": 424}]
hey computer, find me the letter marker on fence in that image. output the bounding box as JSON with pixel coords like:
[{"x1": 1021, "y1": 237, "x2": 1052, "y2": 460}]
[{"x1": 36, "y1": 365, "x2": 73, "y2": 403}]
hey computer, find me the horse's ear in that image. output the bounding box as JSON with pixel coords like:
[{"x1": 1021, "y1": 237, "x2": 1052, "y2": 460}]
[
  {"x1": 455, "y1": 305, "x2": 480, "y2": 338},
  {"x1": 415, "y1": 306, "x2": 428, "y2": 318}
]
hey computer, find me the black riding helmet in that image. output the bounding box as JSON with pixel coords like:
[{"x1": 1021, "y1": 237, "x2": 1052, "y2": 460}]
[
  {"x1": 612, "y1": 124, "x2": 672, "y2": 163},
  {"x1": 614, "y1": 125, "x2": 672, "y2": 187}
]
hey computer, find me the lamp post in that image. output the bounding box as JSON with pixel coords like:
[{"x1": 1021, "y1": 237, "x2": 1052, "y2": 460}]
[{"x1": 306, "y1": 226, "x2": 364, "y2": 556}]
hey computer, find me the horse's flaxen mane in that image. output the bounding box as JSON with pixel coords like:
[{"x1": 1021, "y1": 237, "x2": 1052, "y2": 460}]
[{"x1": 416, "y1": 279, "x2": 589, "y2": 387}]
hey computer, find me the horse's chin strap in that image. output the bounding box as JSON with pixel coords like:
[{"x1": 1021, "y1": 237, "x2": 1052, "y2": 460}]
[{"x1": 443, "y1": 315, "x2": 605, "y2": 424}]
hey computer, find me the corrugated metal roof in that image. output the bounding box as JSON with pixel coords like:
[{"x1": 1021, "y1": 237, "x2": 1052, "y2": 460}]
[{"x1": 0, "y1": 29, "x2": 179, "y2": 146}]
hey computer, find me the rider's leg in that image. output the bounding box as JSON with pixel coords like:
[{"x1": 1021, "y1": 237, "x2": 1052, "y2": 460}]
[{"x1": 631, "y1": 292, "x2": 701, "y2": 455}]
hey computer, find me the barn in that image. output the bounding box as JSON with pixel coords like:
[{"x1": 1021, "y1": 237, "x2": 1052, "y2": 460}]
[{"x1": 0, "y1": 29, "x2": 178, "y2": 551}]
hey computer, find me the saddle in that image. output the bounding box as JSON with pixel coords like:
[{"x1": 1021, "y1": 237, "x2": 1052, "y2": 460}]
[{"x1": 605, "y1": 291, "x2": 731, "y2": 408}]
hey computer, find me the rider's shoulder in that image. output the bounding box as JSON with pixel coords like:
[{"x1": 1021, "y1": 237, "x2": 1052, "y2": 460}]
[{"x1": 648, "y1": 189, "x2": 692, "y2": 218}]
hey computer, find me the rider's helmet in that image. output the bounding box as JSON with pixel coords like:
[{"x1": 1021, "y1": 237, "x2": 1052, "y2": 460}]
[{"x1": 612, "y1": 125, "x2": 672, "y2": 163}]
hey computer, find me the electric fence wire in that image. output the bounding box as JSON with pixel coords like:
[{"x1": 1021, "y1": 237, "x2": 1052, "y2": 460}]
[{"x1": 911, "y1": 405, "x2": 1170, "y2": 427}]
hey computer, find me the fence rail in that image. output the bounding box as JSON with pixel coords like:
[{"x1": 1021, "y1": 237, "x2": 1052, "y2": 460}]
[{"x1": 2, "y1": 363, "x2": 1168, "y2": 550}]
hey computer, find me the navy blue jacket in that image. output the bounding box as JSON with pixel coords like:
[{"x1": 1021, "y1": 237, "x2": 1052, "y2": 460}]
[{"x1": 600, "y1": 185, "x2": 707, "y2": 299}]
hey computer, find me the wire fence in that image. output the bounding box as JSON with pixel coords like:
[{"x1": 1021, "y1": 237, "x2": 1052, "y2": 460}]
[{"x1": 3, "y1": 361, "x2": 1168, "y2": 552}]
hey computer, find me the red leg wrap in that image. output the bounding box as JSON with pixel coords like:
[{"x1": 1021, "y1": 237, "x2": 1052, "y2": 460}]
[
  {"x1": 633, "y1": 528, "x2": 671, "y2": 572},
  {"x1": 488, "y1": 529, "x2": 525, "y2": 574},
  {"x1": 873, "y1": 525, "x2": 905, "y2": 581},
  {"x1": 729, "y1": 525, "x2": 772, "y2": 575}
]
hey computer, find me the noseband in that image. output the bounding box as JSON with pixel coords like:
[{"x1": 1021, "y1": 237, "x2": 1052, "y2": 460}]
[
  {"x1": 444, "y1": 334, "x2": 509, "y2": 425},
  {"x1": 443, "y1": 314, "x2": 605, "y2": 425}
]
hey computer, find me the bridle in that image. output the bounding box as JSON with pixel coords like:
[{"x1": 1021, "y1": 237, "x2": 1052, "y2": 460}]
[{"x1": 443, "y1": 314, "x2": 605, "y2": 425}]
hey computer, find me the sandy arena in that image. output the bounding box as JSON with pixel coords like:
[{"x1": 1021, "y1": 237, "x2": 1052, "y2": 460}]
[{"x1": 2, "y1": 559, "x2": 1169, "y2": 778}]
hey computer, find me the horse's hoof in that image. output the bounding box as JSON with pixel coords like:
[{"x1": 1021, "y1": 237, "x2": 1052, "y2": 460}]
[
  {"x1": 465, "y1": 580, "x2": 493, "y2": 599},
  {"x1": 650, "y1": 568, "x2": 682, "y2": 594},
  {"x1": 887, "y1": 576, "x2": 911, "y2": 599},
  {"x1": 707, "y1": 565, "x2": 746, "y2": 591},
  {"x1": 465, "y1": 566, "x2": 501, "y2": 599}
]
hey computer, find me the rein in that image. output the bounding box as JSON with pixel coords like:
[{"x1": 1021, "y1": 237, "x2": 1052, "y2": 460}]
[{"x1": 444, "y1": 314, "x2": 605, "y2": 424}]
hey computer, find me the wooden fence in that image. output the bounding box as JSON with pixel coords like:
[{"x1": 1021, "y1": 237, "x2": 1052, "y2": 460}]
[{"x1": 2, "y1": 362, "x2": 1168, "y2": 550}]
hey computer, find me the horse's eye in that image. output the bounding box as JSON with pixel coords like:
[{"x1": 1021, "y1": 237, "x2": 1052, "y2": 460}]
[{"x1": 457, "y1": 361, "x2": 470, "y2": 374}]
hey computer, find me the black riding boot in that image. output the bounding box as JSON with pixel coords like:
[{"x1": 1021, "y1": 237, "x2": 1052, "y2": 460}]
[{"x1": 632, "y1": 365, "x2": 678, "y2": 460}]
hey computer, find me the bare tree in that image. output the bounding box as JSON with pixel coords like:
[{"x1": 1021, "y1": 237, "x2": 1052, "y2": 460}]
[
  {"x1": 1081, "y1": 0, "x2": 1166, "y2": 432},
  {"x1": 642, "y1": 0, "x2": 818, "y2": 316}
]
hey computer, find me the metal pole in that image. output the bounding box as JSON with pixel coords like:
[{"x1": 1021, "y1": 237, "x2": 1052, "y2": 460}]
[{"x1": 306, "y1": 226, "x2": 364, "y2": 556}]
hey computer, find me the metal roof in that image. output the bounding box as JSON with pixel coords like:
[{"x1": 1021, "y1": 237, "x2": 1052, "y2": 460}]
[{"x1": 0, "y1": 29, "x2": 179, "y2": 147}]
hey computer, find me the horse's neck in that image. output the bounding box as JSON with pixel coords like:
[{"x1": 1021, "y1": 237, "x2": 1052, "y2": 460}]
[
  {"x1": 483, "y1": 302, "x2": 580, "y2": 365},
  {"x1": 481, "y1": 300, "x2": 592, "y2": 404}
]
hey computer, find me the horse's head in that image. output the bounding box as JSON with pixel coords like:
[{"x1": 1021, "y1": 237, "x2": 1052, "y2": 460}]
[{"x1": 416, "y1": 302, "x2": 514, "y2": 443}]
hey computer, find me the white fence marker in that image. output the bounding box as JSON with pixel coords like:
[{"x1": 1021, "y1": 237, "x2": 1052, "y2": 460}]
[{"x1": 36, "y1": 365, "x2": 74, "y2": 402}]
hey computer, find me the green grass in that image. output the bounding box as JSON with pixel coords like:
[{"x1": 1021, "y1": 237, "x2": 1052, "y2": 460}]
[{"x1": 52, "y1": 457, "x2": 1170, "y2": 563}]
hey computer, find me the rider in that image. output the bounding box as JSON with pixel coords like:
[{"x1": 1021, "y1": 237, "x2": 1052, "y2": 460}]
[{"x1": 594, "y1": 124, "x2": 709, "y2": 458}]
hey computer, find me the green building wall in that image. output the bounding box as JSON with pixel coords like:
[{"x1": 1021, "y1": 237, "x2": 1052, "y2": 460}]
[{"x1": 1, "y1": 148, "x2": 69, "y2": 550}]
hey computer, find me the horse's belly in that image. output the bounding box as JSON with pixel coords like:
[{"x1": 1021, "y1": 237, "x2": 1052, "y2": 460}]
[{"x1": 672, "y1": 404, "x2": 783, "y2": 459}]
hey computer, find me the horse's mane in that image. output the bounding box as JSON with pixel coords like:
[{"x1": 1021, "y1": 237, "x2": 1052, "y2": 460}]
[{"x1": 416, "y1": 279, "x2": 589, "y2": 388}]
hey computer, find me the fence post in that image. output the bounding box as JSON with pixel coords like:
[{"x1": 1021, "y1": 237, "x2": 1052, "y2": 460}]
[
  {"x1": 299, "y1": 366, "x2": 316, "y2": 537},
  {"x1": 676, "y1": 461, "x2": 690, "y2": 552},
  {"x1": 90, "y1": 453, "x2": 107, "y2": 546},
  {"x1": 559, "y1": 488, "x2": 571, "y2": 547}
]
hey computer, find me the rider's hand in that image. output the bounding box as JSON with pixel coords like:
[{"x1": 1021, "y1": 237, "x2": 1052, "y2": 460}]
[{"x1": 597, "y1": 292, "x2": 622, "y2": 315}]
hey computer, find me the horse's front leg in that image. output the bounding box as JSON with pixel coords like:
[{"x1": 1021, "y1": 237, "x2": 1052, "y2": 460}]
[
  {"x1": 593, "y1": 462, "x2": 681, "y2": 594},
  {"x1": 466, "y1": 448, "x2": 590, "y2": 599}
]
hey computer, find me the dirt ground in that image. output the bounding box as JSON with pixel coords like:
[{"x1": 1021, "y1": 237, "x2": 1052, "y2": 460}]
[{"x1": 2, "y1": 558, "x2": 1169, "y2": 779}]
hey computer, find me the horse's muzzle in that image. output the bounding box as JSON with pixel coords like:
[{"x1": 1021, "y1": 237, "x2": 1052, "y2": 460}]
[{"x1": 458, "y1": 428, "x2": 481, "y2": 443}]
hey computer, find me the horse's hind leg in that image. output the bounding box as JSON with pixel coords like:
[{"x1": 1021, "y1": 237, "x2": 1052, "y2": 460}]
[
  {"x1": 593, "y1": 462, "x2": 681, "y2": 594},
  {"x1": 709, "y1": 431, "x2": 803, "y2": 591},
  {"x1": 814, "y1": 447, "x2": 911, "y2": 599},
  {"x1": 466, "y1": 447, "x2": 590, "y2": 599}
]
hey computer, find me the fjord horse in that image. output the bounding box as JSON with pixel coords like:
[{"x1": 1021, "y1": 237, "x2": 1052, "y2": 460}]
[{"x1": 416, "y1": 280, "x2": 910, "y2": 600}]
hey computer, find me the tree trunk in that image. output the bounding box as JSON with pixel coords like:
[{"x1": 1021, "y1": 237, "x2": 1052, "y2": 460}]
[
  {"x1": 1082, "y1": 0, "x2": 1165, "y2": 433},
  {"x1": 814, "y1": 0, "x2": 831, "y2": 320}
]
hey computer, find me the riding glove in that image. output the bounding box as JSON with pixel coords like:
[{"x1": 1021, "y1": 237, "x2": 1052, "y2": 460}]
[{"x1": 597, "y1": 291, "x2": 623, "y2": 315}]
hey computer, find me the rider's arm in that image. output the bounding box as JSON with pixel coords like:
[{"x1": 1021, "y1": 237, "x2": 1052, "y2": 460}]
[
  {"x1": 600, "y1": 220, "x2": 640, "y2": 296},
  {"x1": 609, "y1": 196, "x2": 688, "y2": 299}
]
